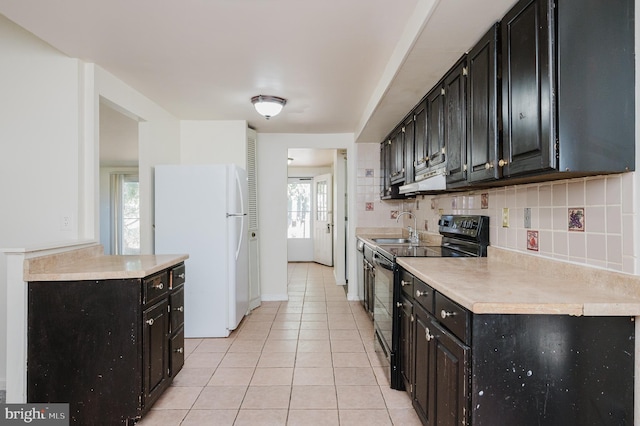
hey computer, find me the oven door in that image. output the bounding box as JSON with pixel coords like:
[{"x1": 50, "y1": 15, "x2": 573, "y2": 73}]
[{"x1": 373, "y1": 251, "x2": 399, "y2": 387}]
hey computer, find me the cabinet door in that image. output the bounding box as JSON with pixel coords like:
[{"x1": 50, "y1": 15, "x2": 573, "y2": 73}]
[
  {"x1": 169, "y1": 326, "x2": 185, "y2": 377},
  {"x1": 430, "y1": 318, "x2": 469, "y2": 426},
  {"x1": 413, "y1": 304, "x2": 434, "y2": 425},
  {"x1": 501, "y1": 0, "x2": 555, "y2": 177},
  {"x1": 390, "y1": 126, "x2": 405, "y2": 185},
  {"x1": 413, "y1": 100, "x2": 429, "y2": 178},
  {"x1": 143, "y1": 298, "x2": 169, "y2": 408},
  {"x1": 398, "y1": 295, "x2": 413, "y2": 394},
  {"x1": 380, "y1": 141, "x2": 391, "y2": 198},
  {"x1": 403, "y1": 114, "x2": 415, "y2": 185},
  {"x1": 444, "y1": 58, "x2": 468, "y2": 186},
  {"x1": 426, "y1": 84, "x2": 446, "y2": 170},
  {"x1": 468, "y1": 23, "x2": 501, "y2": 183}
]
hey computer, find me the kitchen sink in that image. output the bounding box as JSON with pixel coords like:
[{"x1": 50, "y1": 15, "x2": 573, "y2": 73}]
[{"x1": 372, "y1": 238, "x2": 412, "y2": 244}]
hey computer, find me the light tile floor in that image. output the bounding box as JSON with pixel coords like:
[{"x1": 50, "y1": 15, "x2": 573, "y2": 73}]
[{"x1": 138, "y1": 262, "x2": 422, "y2": 425}]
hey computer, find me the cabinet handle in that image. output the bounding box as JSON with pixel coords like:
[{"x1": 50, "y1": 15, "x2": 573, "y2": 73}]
[
  {"x1": 178, "y1": 273, "x2": 185, "y2": 279},
  {"x1": 175, "y1": 347, "x2": 184, "y2": 354},
  {"x1": 441, "y1": 310, "x2": 456, "y2": 319},
  {"x1": 416, "y1": 290, "x2": 427, "y2": 297},
  {"x1": 498, "y1": 159, "x2": 508, "y2": 167},
  {"x1": 425, "y1": 327, "x2": 434, "y2": 341},
  {"x1": 146, "y1": 318, "x2": 154, "y2": 326},
  {"x1": 396, "y1": 302, "x2": 403, "y2": 308},
  {"x1": 153, "y1": 282, "x2": 164, "y2": 290},
  {"x1": 484, "y1": 162, "x2": 494, "y2": 170},
  {"x1": 401, "y1": 280, "x2": 410, "y2": 287},
  {"x1": 174, "y1": 306, "x2": 184, "y2": 312}
]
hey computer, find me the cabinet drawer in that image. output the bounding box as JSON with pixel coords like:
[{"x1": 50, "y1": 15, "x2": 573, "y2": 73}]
[
  {"x1": 399, "y1": 269, "x2": 414, "y2": 298},
  {"x1": 435, "y1": 292, "x2": 470, "y2": 344},
  {"x1": 413, "y1": 278, "x2": 434, "y2": 314},
  {"x1": 144, "y1": 271, "x2": 169, "y2": 305},
  {"x1": 170, "y1": 263, "x2": 186, "y2": 289},
  {"x1": 169, "y1": 326, "x2": 185, "y2": 377},
  {"x1": 170, "y1": 285, "x2": 185, "y2": 332}
]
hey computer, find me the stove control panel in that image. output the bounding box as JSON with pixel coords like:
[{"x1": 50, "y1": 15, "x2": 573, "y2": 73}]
[{"x1": 439, "y1": 215, "x2": 489, "y2": 242}]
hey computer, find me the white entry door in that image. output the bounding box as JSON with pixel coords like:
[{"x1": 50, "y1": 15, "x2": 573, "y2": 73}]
[{"x1": 313, "y1": 173, "x2": 333, "y2": 266}]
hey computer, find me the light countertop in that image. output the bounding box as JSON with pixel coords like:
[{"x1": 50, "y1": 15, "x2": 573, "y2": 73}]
[
  {"x1": 24, "y1": 245, "x2": 188, "y2": 281},
  {"x1": 398, "y1": 249, "x2": 640, "y2": 316}
]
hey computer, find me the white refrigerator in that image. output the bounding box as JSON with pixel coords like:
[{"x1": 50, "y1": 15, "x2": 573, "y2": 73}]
[{"x1": 154, "y1": 164, "x2": 249, "y2": 338}]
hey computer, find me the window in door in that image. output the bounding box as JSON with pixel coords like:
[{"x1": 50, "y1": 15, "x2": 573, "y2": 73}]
[
  {"x1": 316, "y1": 180, "x2": 328, "y2": 221},
  {"x1": 287, "y1": 179, "x2": 311, "y2": 238},
  {"x1": 110, "y1": 173, "x2": 140, "y2": 254}
]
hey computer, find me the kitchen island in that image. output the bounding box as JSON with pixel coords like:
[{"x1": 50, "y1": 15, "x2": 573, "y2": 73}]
[
  {"x1": 395, "y1": 246, "x2": 640, "y2": 425},
  {"x1": 24, "y1": 245, "x2": 188, "y2": 425}
]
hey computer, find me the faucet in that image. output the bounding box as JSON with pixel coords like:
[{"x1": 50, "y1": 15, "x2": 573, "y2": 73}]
[{"x1": 396, "y1": 211, "x2": 419, "y2": 245}]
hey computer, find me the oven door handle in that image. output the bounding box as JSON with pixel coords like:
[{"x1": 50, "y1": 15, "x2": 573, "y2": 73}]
[{"x1": 373, "y1": 252, "x2": 394, "y2": 271}]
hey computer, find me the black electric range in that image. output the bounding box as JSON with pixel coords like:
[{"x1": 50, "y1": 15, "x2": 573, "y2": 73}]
[{"x1": 372, "y1": 214, "x2": 489, "y2": 389}]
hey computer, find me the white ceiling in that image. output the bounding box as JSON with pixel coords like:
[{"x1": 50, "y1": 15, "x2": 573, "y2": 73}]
[
  {"x1": 287, "y1": 149, "x2": 336, "y2": 168},
  {"x1": 0, "y1": 0, "x2": 517, "y2": 143}
]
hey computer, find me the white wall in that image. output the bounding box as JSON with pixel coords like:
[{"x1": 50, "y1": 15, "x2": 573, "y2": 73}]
[
  {"x1": 0, "y1": 15, "x2": 82, "y2": 247},
  {"x1": 257, "y1": 133, "x2": 357, "y2": 301},
  {"x1": 180, "y1": 120, "x2": 249, "y2": 169}
]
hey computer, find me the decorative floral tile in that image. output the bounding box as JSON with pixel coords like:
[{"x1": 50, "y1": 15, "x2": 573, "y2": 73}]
[
  {"x1": 365, "y1": 202, "x2": 374, "y2": 211},
  {"x1": 451, "y1": 198, "x2": 458, "y2": 209},
  {"x1": 430, "y1": 199, "x2": 437, "y2": 210},
  {"x1": 365, "y1": 169, "x2": 374, "y2": 177},
  {"x1": 424, "y1": 220, "x2": 429, "y2": 231},
  {"x1": 481, "y1": 193, "x2": 489, "y2": 209},
  {"x1": 527, "y1": 230, "x2": 539, "y2": 251},
  {"x1": 568, "y1": 208, "x2": 585, "y2": 231},
  {"x1": 390, "y1": 210, "x2": 399, "y2": 219}
]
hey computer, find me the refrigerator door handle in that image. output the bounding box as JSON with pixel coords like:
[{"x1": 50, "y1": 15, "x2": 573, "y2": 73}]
[
  {"x1": 232, "y1": 168, "x2": 247, "y2": 261},
  {"x1": 226, "y1": 213, "x2": 248, "y2": 217}
]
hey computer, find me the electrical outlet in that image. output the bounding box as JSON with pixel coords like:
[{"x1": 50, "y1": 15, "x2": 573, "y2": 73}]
[
  {"x1": 60, "y1": 215, "x2": 72, "y2": 231},
  {"x1": 502, "y1": 208, "x2": 509, "y2": 228},
  {"x1": 524, "y1": 208, "x2": 532, "y2": 229}
]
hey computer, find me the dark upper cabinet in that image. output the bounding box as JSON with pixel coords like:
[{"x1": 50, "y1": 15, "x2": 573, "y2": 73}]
[
  {"x1": 467, "y1": 23, "x2": 501, "y2": 183},
  {"x1": 426, "y1": 84, "x2": 446, "y2": 171},
  {"x1": 403, "y1": 114, "x2": 416, "y2": 185},
  {"x1": 501, "y1": 0, "x2": 554, "y2": 177},
  {"x1": 444, "y1": 57, "x2": 468, "y2": 187},
  {"x1": 501, "y1": 0, "x2": 634, "y2": 178},
  {"x1": 413, "y1": 100, "x2": 428, "y2": 179},
  {"x1": 380, "y1": 140, "x2": 390, "y2": 198},
  {"x1": 389, "y1": 125, "x2": 406, "y2": 185}
]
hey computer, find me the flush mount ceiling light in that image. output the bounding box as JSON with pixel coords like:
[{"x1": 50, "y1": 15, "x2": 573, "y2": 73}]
[{"x1": 251, "y1": 95, "x2": 287, "y2": 119}]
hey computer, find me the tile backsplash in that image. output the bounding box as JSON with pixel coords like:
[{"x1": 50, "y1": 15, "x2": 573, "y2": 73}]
[{"x1": 355, "y1": 143, "x2": 637, "y2": 274}]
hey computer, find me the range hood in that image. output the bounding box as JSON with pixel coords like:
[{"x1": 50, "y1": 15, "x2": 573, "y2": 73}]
[{"x1": 399, "y1": 169, "x2": 447, "y2": 195}]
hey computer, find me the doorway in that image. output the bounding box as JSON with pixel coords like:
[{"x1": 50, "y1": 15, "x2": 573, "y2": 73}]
[
  {"x1": 286, "y1": 149, "x2": 347, "y2": 276},
  {"x1": 98, "y1": 100, "x2": 140, "y2": 255}
]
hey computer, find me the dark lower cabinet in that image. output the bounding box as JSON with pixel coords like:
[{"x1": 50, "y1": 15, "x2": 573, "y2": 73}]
[
  {"x1": 143, "y1": 298, "x2": 169, "y2": 408},
  {"x1": 27, "y1": 262, "x2": 186, "y2": 425},
  {"x1": 429, "y1": 318, "x2": 469, "y2": 426},
  {"x1": 397, "y1": 268, "x2": 635, "y2": 426},
  {"x1": 398, "y1": 295, "x2": 413, "y2": 393},
  {"x1": 412, "y1": 303, "x2": 433, "y2": 424}
]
